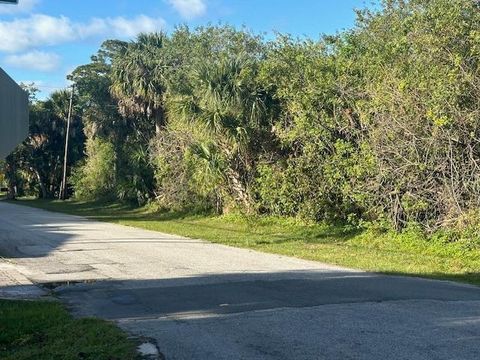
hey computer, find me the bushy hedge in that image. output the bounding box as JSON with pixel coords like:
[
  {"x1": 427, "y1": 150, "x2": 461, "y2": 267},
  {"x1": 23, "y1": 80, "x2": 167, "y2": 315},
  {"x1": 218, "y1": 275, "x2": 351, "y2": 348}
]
[{"x1": 9, "y1": 0, "x2": 480, "y2": 235}]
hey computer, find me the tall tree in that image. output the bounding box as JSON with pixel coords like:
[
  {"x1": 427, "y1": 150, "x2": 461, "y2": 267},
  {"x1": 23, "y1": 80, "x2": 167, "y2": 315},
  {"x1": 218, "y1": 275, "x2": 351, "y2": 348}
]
[
  {"x1": 168, "y1": 53, "x2": 275, "y2": 210},
  {"x1": 110, "y1": 33, "x2": 168, "y2": 135},
  {"x1": 5, "y1": 89, "x2": 84, "y2": 199}
]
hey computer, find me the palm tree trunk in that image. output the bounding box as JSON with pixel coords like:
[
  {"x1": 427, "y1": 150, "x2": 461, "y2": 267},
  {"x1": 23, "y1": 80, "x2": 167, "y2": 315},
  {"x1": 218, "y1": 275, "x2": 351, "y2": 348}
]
[
  {"x1": 225, "y1": 167, "x2": 252, "y2": 212},
  {"x1": 217, "y1": 140, "x2": 253, "y2": 212},
  {"x1": 33, "y1": 168, "x2": 48, "y2": 199}
]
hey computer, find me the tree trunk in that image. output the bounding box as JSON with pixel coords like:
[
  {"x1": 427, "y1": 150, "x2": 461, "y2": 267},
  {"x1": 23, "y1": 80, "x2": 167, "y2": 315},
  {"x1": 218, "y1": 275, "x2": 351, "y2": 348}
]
[
  {"x1": 391, "y1": 192, "x2": 406, "y2": 232},
  {"x1": 5, "y1": 155, "x2": 17, "y2": 200},
  {"x1": 7, "y1": 184, "x2": 17, "y2": 200},
  {"x1": 33, "y1": 168, "x2": 47, "y2": 199},
  {"x1": 154, "y1": 107, "x2": 165, "y2": 135},
  {"x1": 225, "y1": 167, "x2": 252, "y2": 213}
]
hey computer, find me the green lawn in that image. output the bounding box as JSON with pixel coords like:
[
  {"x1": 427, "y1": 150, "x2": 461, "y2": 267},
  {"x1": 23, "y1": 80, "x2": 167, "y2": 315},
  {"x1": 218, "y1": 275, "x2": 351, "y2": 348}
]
[
  {"x1": 0, "y1": 299, "x2": 139, "y2": 360},
  {"x1": 10, "y1": 198, "x2": 480, "y2": 286}
]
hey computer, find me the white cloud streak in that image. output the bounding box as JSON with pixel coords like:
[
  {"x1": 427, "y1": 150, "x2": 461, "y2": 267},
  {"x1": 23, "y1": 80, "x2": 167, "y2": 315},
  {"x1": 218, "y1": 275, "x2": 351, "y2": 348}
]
[
  {"x1": 5, "y1": 50, "x2": 60, "y2": 72},
  {"x1": 168, "y1": 0, "x2": 206, "y2": 19},
  {"x1": 0, "y1": 0, "x2": 39, "y2": 14},
  {"x1": 107, "y1": 15, "x2": 167, "y2": 38},
  {"x1": 0, "y1": 14, "x2": 167, "y2": 52}
]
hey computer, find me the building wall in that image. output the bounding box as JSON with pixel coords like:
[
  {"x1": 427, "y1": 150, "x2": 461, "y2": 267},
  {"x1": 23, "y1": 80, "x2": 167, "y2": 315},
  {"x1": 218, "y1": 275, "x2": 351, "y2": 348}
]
[{"x1": 0, "y1": 67, "x2": 29, "y2": 159}]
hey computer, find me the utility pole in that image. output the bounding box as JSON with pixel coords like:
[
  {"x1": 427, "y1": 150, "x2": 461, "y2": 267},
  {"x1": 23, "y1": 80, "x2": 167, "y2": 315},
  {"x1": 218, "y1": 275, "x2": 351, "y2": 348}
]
[{"x1": 59, "y1": 85, "x2": 74, "y2": 200}]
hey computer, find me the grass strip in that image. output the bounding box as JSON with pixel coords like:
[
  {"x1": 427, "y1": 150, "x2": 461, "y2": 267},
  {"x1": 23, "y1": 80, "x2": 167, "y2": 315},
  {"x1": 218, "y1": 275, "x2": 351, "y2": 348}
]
[
  {"x1": 11, "y1": 198, "x2": 480, "y2": 286},
  {"x1": 0, "y1": 299, "x2": 139, "y2": 360}
]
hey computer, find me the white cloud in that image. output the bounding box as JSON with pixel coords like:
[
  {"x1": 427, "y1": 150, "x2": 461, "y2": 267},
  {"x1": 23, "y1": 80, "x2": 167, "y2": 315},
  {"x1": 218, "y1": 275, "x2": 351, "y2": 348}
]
[
  {"x1": 0, "y1": 14, "x2": 73, "y2": 52},
  {"x1": 0, "y1": 0, "x2": 39, "y2": 14},
  {"x1": 0, "y1": 14, "x2": 167, "y2": 53},
  {"x1": 77, "y1": 15, "x2": 167, "y2": 39},
  {"x1": 107, "y1": 15, "x2": 167, "y2": 38},
  {"x1": 168, "y1": 0, "x2": 206, "y2": 19},
  {"x1": 5, "y1": 50, "x2": 60, "y2": 72}
]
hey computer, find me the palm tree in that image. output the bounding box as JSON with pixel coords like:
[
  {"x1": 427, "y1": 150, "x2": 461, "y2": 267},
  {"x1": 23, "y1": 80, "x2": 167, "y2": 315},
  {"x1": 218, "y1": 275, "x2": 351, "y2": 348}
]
[
  {"x1": 170, "y1": 53, "x2": 272, "y2": 211},
  {"x1": 110, "y1": 33, "x2": 167, "y2": 135}
]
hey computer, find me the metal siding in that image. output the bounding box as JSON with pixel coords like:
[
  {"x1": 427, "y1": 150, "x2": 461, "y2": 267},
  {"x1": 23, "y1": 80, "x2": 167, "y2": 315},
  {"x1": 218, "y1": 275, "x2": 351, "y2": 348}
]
[{"x1": 0, "y1": 67, "x2": 29, "y2": 158}]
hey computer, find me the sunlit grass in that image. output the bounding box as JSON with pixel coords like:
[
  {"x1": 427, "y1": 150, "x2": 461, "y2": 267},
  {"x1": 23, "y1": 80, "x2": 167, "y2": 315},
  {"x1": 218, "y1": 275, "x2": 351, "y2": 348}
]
[
  {"x1": 0, "y1": 299, "x2": 139, "y2": 360},
  {"x1": 12, "y1": 198, "x2": 480, "y2": 286}
]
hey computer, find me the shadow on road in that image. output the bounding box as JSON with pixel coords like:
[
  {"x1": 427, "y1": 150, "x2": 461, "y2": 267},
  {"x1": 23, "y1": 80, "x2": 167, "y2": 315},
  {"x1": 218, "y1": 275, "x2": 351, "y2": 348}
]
[
  {"x1": 39, "y1": 271, "x2": 480, "y2": 320},
  {"x1": 2, "y1": 199, "x2": 480, "y2": 359},
  {"x1": 3, "y1": 271, "x2": 479, "y2": 359}
]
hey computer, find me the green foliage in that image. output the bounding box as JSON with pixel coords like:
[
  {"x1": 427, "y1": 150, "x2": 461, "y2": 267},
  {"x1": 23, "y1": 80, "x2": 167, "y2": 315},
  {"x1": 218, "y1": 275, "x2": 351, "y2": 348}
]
[
  {"x1": 0, "y1": 299, "x2": 138, "y2": 360},
  {"x1": 256, "y1": 34, "x2": 369, "y2": 222},
  {"x1": 166, "y1": 52, "x2": 275, "y2": 211},
  {"x1": 4, "y1": 89, "x2": 85, "y2": 199},
  {"x1": 149, "y1": 26, "x2": 277, "y2": 213},
  {"x1": 352, "y1": 0, "x2": 480, "y2": 229},
  {"x1": 115, "y1": 142, "x2": 154, "y2": 205},
  {"x1": 68, "y1": 41, "x2": 124, "y2": 139},
  {"x1": 188, "y1": 142, "x2": 226, "y2": 194},
  {"x1": 15, "y1": 198, "x2": 480, "y2": 286},
  {"x1": 254, "y1": 162, "x2": 300, "y2": 216},
  {"x1": 110, "y1": 33, "x2": 167, "y2": 134},
  {"x1": 149, "y1": 128, "x2": 217, "y2": 212},
  {"x1": 71, "y1": 138, "x2": 116, "y2": 200},
  {"x1": 10, "y1": 2, "x2": 480, "y2": 235},
  {"x1": 70, "y1": 40, "x2": 156, "y2": 205},
  {"x1": 252, "y1": 0, "x2": 480, "y2": 230}
]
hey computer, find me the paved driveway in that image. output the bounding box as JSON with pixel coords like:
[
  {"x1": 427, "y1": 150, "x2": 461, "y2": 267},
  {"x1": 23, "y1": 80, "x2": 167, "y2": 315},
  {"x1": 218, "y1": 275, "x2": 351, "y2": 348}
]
[{"x1": 1, "y1": 201, "x2": 479, "y2": 359}]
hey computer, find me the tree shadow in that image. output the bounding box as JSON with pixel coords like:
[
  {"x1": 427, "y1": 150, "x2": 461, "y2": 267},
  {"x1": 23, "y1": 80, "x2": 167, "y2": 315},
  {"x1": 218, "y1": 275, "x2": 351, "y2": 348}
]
[
  {"x1": 3, "y1": 271, "x2": 480, "y2": 360},
  {"x1": 2, "y1": 199, "x2": 480, "y2": 358},
  {"x1": 48, "y1": 271, "x2": 480, "y2": 321},
  {"x1": 32, "y1": 271, "x2": 480, "y2": 359}
]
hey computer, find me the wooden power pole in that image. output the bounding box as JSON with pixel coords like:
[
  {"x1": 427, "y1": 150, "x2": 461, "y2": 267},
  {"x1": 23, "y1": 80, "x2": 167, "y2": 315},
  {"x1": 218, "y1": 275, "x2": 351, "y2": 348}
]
[{"x1": 60, "y1": 85, "x2": 74, "y2": 200}]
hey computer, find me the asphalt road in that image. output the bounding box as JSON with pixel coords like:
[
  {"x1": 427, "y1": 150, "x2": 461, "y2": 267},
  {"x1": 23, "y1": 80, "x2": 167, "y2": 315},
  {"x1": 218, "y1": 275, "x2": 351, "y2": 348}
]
[{"x1": 1, "y1": 201, "x2": 479, "y2": 359}]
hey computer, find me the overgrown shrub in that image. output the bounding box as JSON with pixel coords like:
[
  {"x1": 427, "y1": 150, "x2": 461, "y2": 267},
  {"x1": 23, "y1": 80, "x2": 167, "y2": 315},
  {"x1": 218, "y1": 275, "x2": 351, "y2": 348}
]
[
  {"x1": 11, "y1": 1, "x2": 480, "y2": 235},
  {"x1": 71, "y1": 138, "x2": 116, "y2": 200},
  {"x1": 150, "y1": 130, "x2": 218, "y2": 212}
]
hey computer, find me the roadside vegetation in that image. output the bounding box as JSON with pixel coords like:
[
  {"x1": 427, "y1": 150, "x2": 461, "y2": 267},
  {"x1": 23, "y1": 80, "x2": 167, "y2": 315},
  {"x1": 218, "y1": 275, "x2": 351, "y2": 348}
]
[
  {"x1": 0, "y1": 299, "x2": 139, "y2": 360},
  {"x1": 16, "y1": 198, "x2": 480, "y2": 286},
  {"x1": 0, "y1": 166, "x2": 7, "y2": 199},
  {"x1": 2, "y1": 0, "x2": 480, "y2": 284}
]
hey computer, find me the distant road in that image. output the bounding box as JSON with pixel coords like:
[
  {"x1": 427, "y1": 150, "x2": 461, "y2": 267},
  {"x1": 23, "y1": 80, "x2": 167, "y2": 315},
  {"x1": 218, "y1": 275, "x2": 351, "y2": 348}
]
[{"x1": 1, "y1": 201, "x2": 479, "y2": 360}]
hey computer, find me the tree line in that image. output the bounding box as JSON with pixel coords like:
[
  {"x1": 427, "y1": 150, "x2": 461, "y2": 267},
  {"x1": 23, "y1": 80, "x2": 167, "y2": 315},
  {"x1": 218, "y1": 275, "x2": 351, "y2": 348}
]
[{"x1": 4, "y1": 0, "x2": 480, "y2": 235}]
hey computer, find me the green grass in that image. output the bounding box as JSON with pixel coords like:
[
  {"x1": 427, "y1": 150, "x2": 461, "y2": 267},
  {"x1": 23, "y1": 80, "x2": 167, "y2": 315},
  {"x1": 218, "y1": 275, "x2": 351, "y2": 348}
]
[
  {"x1": 0, "y1": 299, "x2": 139, "y2": 360},
  {"x1": 10, "y1": 198, "x2": 480, "y2": 286}
]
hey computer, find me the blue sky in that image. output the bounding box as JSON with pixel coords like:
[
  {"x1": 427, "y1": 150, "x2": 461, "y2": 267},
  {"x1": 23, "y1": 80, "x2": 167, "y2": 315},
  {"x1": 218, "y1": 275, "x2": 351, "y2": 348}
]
[{"x1": 0, "y1": 0, "x2": 369, "y2": 98}]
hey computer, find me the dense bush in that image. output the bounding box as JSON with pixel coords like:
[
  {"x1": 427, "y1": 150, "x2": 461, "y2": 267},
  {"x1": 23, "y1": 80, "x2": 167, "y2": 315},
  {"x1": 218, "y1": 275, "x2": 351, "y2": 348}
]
[
  {"x1": 70, "y1": 138, "x2": 116, "y2": 200},
  {"x1": 3, "y1": 88, "x2": 84, "y2": 199},
  {"x1": 6, "y1": 0, "x2": 480, "y2": 235},
  {"x1": 253, "y1": 0, "x2": 480, "y2": 230}
]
